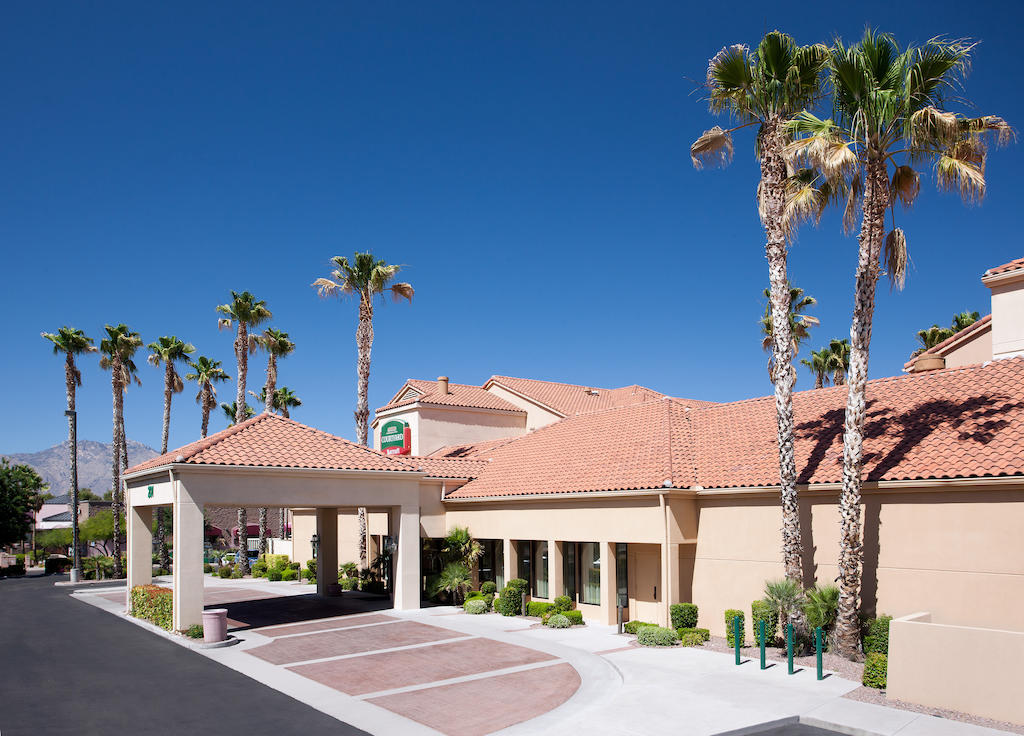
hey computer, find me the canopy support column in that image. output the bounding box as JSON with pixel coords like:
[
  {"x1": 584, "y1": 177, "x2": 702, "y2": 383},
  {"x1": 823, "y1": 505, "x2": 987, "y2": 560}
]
[
  {"x1": 315, "y1": 507, "x2": 338, "y2": 597},
  {"x1": 126, "y1": 503, "x2": 152, "y2": 608},
  {"x1": 392, "y1": 504, "x2": 420, "y2": 610},
  {"x1": 172, "y1": 487, "x2": 205, "y2": 631}
]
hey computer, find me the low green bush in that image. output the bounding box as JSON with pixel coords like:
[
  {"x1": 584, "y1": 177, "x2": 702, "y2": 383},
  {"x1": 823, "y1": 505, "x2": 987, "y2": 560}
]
[
  {"x1": 217, "y1": 565, "x2": 233, "y2": 579},
  {"x1": 130, "y1": 585, "x2": 173, "y2": 630},
  {"x1": 252, "y1": 560, "x2": 268, "y2": 576},
  {"x1": 267, "y1": 568, "x2": 283, "y2": 581},
  {"x1": 553, "y1": 594, "x2": 574, "y2": 612},
  {"x1": 203, "y1": 563, "x2": 214, "y2": 573},
  {"x1": 725, "y1": 609, "x2": 745, "y2": 647},
  {"x1": 547, "y1": 613, "x2": 571, "y2": 628},
  {"x1": 563, "y1": 610, "x2": 584, "y2": 626},
  {"x1": 288, "y1": 561, "x2": 300, "y2": 570},
  {"x1": 340, "y1": 561, "x2": 358, "y2": 578},
  {"x1": 15, "y1": 553, "x2": 25, "y2": 564},
  {"x1": 184, "y1": 624, "x2": 204, "y2": 639},
  {"x1": 526, "y1": 600, "x2": 553, "y2": 617},
  {"x1": 670, "y1": 602, "x2": 699, "y2": 629},
  {"x1": 230, "y1": 565, "x2": 244, "y2": 579},
  {"x1": 302, "y1": 568, "x2": 314, "y2": 582},
  {"x1": 676, "y1": 627, "x2": 710, "y2": 642},
  {"x1": 305, "y1": 559, "x2": 317, "y2": 576},
  {"x1": 281, "y1": 568, "x2": 298, "y2": 581},
  {"x1": 864, "y1": 615, "x2": 892, "y2": 655},
  {"x1": 680, "y1": 631, "x2": 706, "y2": 647},
  {"x1": 623, "y1": 620, "x2": 656, "y2": 635},
  {"x1": 481, "y1": 580, "x2": 497, "y2": 596},
  {"x1": 496, "y1": 578, "x2": 528, "y2": 616},
  {"x1": 338, "y1": 577, "x2": 356, "y2": 590},
  {"x1": 264, "y1": 554, "x2": 289, "y2": 570},
  {"x1": 751, "y1": 600, "x2": 778, "y2": 646},
  {"x1": 637, "y1": 626, "x2": 679, "y2": 647},
  {"x1": 862, "y1": 652, "x2": 887, "y2": 689},
  {"x1": 464, "y1": 599, "x2": 488, "y2": 615}
]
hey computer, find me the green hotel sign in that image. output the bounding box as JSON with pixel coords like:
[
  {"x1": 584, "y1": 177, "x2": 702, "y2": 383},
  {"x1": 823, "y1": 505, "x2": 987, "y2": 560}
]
[{"x1": 381, "y1": 419, "x2": 411, "y2": 456}]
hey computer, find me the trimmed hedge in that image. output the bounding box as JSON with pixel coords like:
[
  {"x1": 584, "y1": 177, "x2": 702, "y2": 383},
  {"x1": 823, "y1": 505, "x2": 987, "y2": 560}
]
[
  {"x1": 864, "y1": 615, "x2": 892, "y2": 655},
  {"x1": 267, "y1": 568, "x2": 283, "y2": 581},
  {"x1": 526, "y1": 600, "x2": 553, "y2": 617},
  {"x1": 547, "y1": 613, "x2": 571, "y2": 628},
  {"x1": 130, "y1": 585, "x2": 173, "y2": 630},
  {"x1": 203, "y1": 563, "x2": 214, "y2": 574},
  {"x1": 480, "y1": 581, "x2": 497, "y2": 596},
  {"x1": 863, "y1": 652, "x2": 887, "y2": 689},
  {"x1": 252, "y1": 560, "x2": 268, "y2": 577},
  {"x1": 680, "y1": 631, "x2": 706, "y2": 647},
  {"x1": 230, "y1": 565, "x2": 244, "y2": 579},
  {"x1": 217, "y1": 565, "x2": 233, "y2": 579},
  {"x1": 751, "y1": 600, "x2": 778, "y2": 646},
  {"x1": 624, "y1": 620, "x2": 656, "y2": 635},
  {"x1": 563, "y1": 610, "x2": 584, "y2": 626},
  {"x1": 670, "y1": 603, "x2": 698, "y2": 630},
  {"x1": 264, "y1": 554, "x2": 289, "y2": 570},
  {"x1": 281, "y1": 568, "x2": 298, "y2": 581},
  {"x1": 637, "y1": 626, "x2": 679, "y2": 647},
  {"x1": 676, "y1": 627, "x2": 710, "y2": 643},
  {"x1": 464, "y1": 599, "x2": 488, "y2": 615},
  {"x1": 725, "y1": 609, "x2": 745, "y2": 647},
  {"x1": 496, "y1": 578, "x2": 528, "y2": 616},
  {"x1": 553, "y1": 595, "x2": 574, "y2": 612}
]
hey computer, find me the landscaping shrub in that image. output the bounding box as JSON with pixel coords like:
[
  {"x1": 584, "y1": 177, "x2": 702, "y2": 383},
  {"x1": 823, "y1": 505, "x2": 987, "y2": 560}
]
[
  {"x1": 751, "y1": 600, "x2": 778, "y2": 646},
  {"x1": 547, "y1": 613, "x2": 571, "y2": 629},
  {"x1": 676, "y1": 627, "x2": 710, "y2": 643},
  {"x1": 185, "y1": 624, "x2": 204, "y2": 639},
  {"x1": 267, "y1": 568, "x2": 283, "y2": 581},
  {"x1": 862, "y1": 653, "x2": 887, "y2": 689},
  {"x1": 230, "y1": 565, "x2": 244, "y2": 579},
  {"x1": 15, "y1": 553, "x2": 25, "y2": 564},
  {"x1": 623, "y1": 620, "x2": 656, "y2": 635},
  {"x1": 264, "y1": 554, "x2": 289, "y2": 570},
  {"x1": 288, "y1": 561, "x2": 300, "y2": 570},
  {"x1": 670, "y1": 602, "x2": 698, "y2": 630},
  {"x1": 130, "y1": 585, "x2": 173, "y2": 630},
  {"x1": 863, "y1": 615, "x2": 892, "y2": 655},
  {"x1": 217, "y1": 565, "x2": 233, "y2": 579},
  {"x1": 496, "y1": 578, "x2": 528, "y2": 616},
  {"x1": 725, "y1": 609, "x2": 745, "y2": 647},
  {"x1": 306, "y1": 559, "x2": 317, "y2": 577},
  {"x1": 553, "y1": 594, "x2": 574, "y2": 613},
  {"x1": 637, "y1": 626, "x2": 679, "y2": 647},
  {"x1": 680, "y1": 631, "x2": 706, "y2": 647},
  {"x1": 281, "y1": 568, "x2": 298, "y2": 581},
  {"x1": 464, "y1": 599, "x2": 487, "y2": 615},
  {"x1": 340, "y1": 561, "x2": 358, "y2": 578},
  {"x1": 302, "y1": 568, "x2": 315, "y2": 582},
  {"x1": 563, "y1": 610, "x2": 584, "y2": 626},
  {"x1": 252, "y1": 560, "x2": 268, "y2": 577},
  {"x1": 153, "y1": 566, "x2": 170, "y2": 577},
  {"x1": 526, "y1": 601, "x2": 553, "y2": 617},
  {"x1": 480, "y1": 581, "x2": 497, "y2": 596},
  {"x1": 203, "y1": 563, "x2": 213, "y2": 574},
  {"x1": 338, "y1": 577, "x2": 356, "y2": 590}
]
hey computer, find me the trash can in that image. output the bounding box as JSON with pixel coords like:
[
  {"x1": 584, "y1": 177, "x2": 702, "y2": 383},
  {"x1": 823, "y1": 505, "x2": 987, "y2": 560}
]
[{"x1": 202, "y1": 608, "x2": 228, "y2": 643}]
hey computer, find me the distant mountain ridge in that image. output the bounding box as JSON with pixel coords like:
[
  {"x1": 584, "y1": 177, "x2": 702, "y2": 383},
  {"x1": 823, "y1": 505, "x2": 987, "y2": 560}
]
[{"x1": 2, "y1": 439, "x2": 159, "y2": 495}]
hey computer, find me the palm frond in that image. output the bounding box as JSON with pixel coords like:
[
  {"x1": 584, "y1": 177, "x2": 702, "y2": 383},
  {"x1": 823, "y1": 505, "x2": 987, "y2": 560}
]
[
  {"x1": 884, "y1": 228, "x2": 908, "y2": 291},
  {"x1": 891, "y1": 165, "x2": 920, "y2": 207},
  {"x1": 935, "y1": 138, "x2": 987, "y2": 204},
  {"x1": 690, "y1": 126, "x2": 734, "y2": 169}
]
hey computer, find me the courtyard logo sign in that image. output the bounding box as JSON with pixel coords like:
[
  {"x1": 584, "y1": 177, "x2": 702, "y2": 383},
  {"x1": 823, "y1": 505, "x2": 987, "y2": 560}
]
[{"x1": 381, "y1": 419, "x2": 411, "y2": 455}]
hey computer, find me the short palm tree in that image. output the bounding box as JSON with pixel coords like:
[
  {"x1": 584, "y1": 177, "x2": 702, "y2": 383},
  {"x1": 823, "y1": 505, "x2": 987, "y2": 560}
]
[
  {"x1": 429, "y1": 562, "x2": 473, "y2": 605},
  {"x1": 274, "y1": 386, "x2": 302, "y2": 418},
  {"x1": 914, "y1": 324, "x2": 955, "y2": 356},
  {"x1": 760, "y1": 284, "x2": 820, "y2": 383},
  {"x1": 217, "y1": 291, "x2": 271, "y2": 575},
  {"x1": 951, "y1": 310, "x2": 980, "y2": 332},
  {"x1": 147, "y1": 336, "x2": 195, "y2": 570},
  {"x1": 221, "y1": 401, "x2": 255, "y2": 426},
  {"x1": 442, "y1": 526, "x2": 483, "y2": 568},
  {"x1": 788, "y1": 30, "x2": 1011, "y2": 657},
  {"x1": 41, "y1": 327, "x2": 96, "y2": 579},
  {"x1": 827, "y1": 338, "x2": 851, "y2": 385},
  {"x1": 99, "y1": 324, "x2": 143, "y2": 579},
  {"x1": 185, "y1": 356, "x2": 231, "y2": 439},
  {"x1": 800, "y1": 347, "x2": 833, "y2": 389},
  {"x1": 313, "y1": 252, "x2": 414, "y2": 568},
  {"x1": 692, "y1": 32, "x2": 827, "y2": 585}
]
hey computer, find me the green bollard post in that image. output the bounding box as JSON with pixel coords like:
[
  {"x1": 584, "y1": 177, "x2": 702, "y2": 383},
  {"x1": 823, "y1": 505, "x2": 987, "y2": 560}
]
[
  {"x1": 734, "y1": 616, "x2": 741, "y2": 665},
  {"x1": 815, "y1": 626, "x2": 824, "y2": 680},
  {"x1": 787, "y1": 622, "x2": 794, "y2": 675},
  {"x1": 759, "y1": 619, "x2": 766, "y2": 669}
]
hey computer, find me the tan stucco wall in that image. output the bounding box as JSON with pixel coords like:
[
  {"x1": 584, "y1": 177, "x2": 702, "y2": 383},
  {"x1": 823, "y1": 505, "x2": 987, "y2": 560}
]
[
  {"x1": 888, "y1": 612, "x2": 1024, "y2": 725},
  {"x1": 291, "y1": 508, "x2": 388, "y2": 568},
  {"x1": 990, "y1": 276, "x2": 1024, "y2": 359},
  {"x1": 942, "y1": 324, "x2": 993, "y2": 368},
  {"x1": 484, "y1": 384, "x2": 563, "y2": 431},
  {"x1": 373, "y1": 405, "x2": 525, "y2": 456},
  {"x1": 692, "y1": 486, "x2": 1024, "y2": 637},
  {"x1": 372, "y1": 408, "x2": 421, "y2": 454}
]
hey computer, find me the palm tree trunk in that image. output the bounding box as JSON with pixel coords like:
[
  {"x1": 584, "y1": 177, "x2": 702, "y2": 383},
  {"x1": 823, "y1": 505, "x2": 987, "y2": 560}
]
[
  {"x1": 264, "y1": 354, "x2": 276, "y2": 414},
  {"x1": 200, "y1": 383, "x2": 212, "y2": 438},
  {"x1": 236, "y1": 507, "x2": 250, "y2": 574},
  {"x1": 278, "y1": 508, "x2": 285, "y2": 538},
  {"x1": 355, "y1": 295, "x2": 374, "y2": 569},
  {"x1": 815, "y1": 374, "x2": 823, "y2": 390},
  {"x1": 111, "y1": 360, "x2": 124, "y2": 579},
  {"x1": 760, "y1": 118, "x2": 803, "y2": 584},
  {"x1": 66, "y1": 353, "x2": 82, "y2": 580},
  {"x1": 358, "y1": 508, "x2": 368, "y2": 570},
  {"x1": 258, "y1": 507, "x2": 268, "y2": 555},
  {"x1": 156, "y1": 363, "x2": 173, "y2": 570},
  {"x1": 834, "y1": 159, "x2": 890, "y2": 658},
  {"x1": 235, "y1": 323, "x2": 248, "y2": 424}
]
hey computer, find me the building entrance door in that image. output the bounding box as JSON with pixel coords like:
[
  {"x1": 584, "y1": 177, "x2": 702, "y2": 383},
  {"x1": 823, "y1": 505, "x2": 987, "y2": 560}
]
[{"x1": 630, "y1": 544, "x2": 661, "y2": 623}]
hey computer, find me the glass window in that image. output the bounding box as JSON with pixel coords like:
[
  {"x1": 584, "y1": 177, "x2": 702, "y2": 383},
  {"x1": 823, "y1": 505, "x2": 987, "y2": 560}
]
[
  {"x1": 478, "y1": 540, "x2": 498, "y2": 584},
  {"x1": 517, "y1": 540, "x2": 531, "y2": 588},
  {"x1": 533, "y1": 541, "x2": 549, "y2": 599},
  {"x1": 563, "y1": 542, "x2": 576, "y2": 601},
  {"x1": 580, "y1": 542, "x2": 601, "y2": 605},
  {"x1": 616, "y1": 543, "x2": 628, "y2": 609},
  {"x1": 495, "y1": 540, "x2": 504, "y2": 589}
]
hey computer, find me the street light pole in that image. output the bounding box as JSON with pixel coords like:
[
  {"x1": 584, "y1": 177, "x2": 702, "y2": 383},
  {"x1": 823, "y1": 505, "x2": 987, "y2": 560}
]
[{"x1": 65, "y1": 409, "x2": 81, "y2": 583}]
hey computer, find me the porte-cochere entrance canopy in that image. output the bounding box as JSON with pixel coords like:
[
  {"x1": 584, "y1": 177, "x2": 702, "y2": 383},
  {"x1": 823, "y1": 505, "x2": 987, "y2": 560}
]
[{"x1": 123, "y1": 413, "x2": 426, "y2": 630}]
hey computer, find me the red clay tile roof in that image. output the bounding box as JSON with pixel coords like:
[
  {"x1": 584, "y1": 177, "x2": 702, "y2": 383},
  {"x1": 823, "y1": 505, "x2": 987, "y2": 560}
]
[
  {"x1": 426, "y1": 437, "x2": 521, "y2": 458},
  {"x1": 902, "y1": 314, "x2": 992, "y2": 370},
  {"x1": 984, "y1": 257, "x2": 1024, "y2": 277},
  {"x1": 377, "y1": 379, "x2": 524, "y2": 414},
  {"x1": 407, "y1": 457, "x2": 491, "y2": 479},
  {"x1": 447, "y1": 358, "x2": 1024, "y2": 498},
  {"x1": 485, "y1": 375, "x2": 713, "y2": 416},
  {"x1": 125, "y1": 413, "x2": 417, "y2": 475}
]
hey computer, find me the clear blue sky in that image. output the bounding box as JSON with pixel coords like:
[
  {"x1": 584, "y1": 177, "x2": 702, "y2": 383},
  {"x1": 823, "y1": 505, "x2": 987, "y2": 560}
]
[{"x1": 3, "y1": 1, "x2": 1021, "y2": 454}]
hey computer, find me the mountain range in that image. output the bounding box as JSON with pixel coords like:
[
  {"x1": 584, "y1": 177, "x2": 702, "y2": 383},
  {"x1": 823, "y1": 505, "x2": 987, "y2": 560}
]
[{"x1": 3, "y1": 439, "x2": 160, "y2": 495}]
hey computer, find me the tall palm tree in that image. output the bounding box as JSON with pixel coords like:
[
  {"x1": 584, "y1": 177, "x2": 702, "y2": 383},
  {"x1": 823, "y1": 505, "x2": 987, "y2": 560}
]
[
  {"x1": 914, "y1": 324, "x2": 955, "y2": 356},
  {"x1": 800, "y1": 347, "x2": 833, "y2": 389},
  {"x1": 217, "y1": 291, "x2": 271, "y2": 576},
  {"x1": 692, "y1": 33, "x2": 827, "y2": 585},
  {"x1": 185, "y1": 356, "x2": 231, "y2": 439},
  {"x1": 313, "y1": 253, "x2": 414, "y2": 568},
  {"x1": 828, "y1": 338, "x2": 851, "y2": 386},
  {"x1": 147, "y1": 336, "x2": 195, "y2": 570},
  {"x1": 41, "y1": 327, "x2": 96, "y2": 579},
  {"x1": 99, "y1": 324, "x2": 143, "y2": 579},
  {"x1": 951, "y1": 310, "x2": 980, "y2": 332},
  {"x1": 789, "y1": 30, "x2": 1011, "y2": 656},
  {"x1": 760, "y1": 284, "x2": 820, "y2": 383},
  {"x1": 274, "y1": 386, "x2": 302, "y2": 418},
  {"x1": 220, "y1": 401, "x2": 255, "y2": 425}
]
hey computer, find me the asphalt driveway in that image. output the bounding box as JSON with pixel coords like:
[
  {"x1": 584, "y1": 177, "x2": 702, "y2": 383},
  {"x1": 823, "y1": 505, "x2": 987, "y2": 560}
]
[{"x1": 0, "y1": 574, "x2": 367, "y2": 736}]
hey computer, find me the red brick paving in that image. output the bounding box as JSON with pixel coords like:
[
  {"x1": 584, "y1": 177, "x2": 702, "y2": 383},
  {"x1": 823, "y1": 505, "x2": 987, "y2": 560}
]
[
  {"x1": 367, "y1": 662, "x2": 581, "y2": 736},
  {"x1": 245, "y1": 620, "x2": 463, "y2": 665},
  {"x1": 257, "y1": 613, "x2": 396, "y2": 638},
  {"x1": 288, "y1": 637, "x2": 553, "y2": 695}
]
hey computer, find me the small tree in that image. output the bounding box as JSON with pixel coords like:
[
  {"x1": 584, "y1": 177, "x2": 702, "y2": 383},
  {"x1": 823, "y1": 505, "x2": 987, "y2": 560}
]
[
  {"x1": 0, "y1": 460, "x2": 47, "y2": 548},
  {"x1": 429, "y1": 563, "x2": 472, "y2": 605}
]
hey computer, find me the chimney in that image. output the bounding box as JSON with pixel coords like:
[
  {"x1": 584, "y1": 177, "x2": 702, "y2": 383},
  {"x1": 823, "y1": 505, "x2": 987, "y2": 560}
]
[
  {"x1": 983, "y1": 259, "x2": 1024, "y2": 359},
  {"x1": 437, "y1": 376, "x2": 449, "y2": 395}
]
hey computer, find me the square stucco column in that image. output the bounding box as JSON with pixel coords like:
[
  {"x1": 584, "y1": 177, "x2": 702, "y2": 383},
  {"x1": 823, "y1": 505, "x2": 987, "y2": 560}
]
[
  {"x1": 503, "y1": 538, "x2": 517, "y2": 586},
  {"x1": 549, "y1": 540, "x2": 563, "y2": 600},
  {"x1": 661, "y1": 542, "x2": 681, "y2": 628},
  {"x1": 126, "y1": 503, "x2": 153, "y2": 608},
  {"x1": 172, "y1": 493, "x2": 205, "y2": 631},
  {"x1": 316, "y1": 508, "x2": 338, "y2": 598},
  {"x1": 392, "y1": 505, "x2": 420, "y2": 610},
  {"x1": 599, "y1": 541, "x2": 616, "y2": 625}
]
